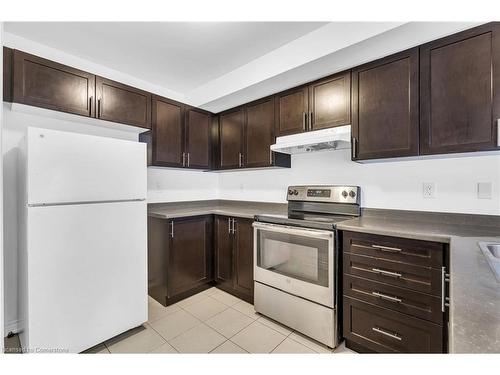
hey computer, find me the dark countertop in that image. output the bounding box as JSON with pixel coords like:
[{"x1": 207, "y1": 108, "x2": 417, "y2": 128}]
[{"x1": 148, "y1": 200, "x2": 288, "y2": 220}]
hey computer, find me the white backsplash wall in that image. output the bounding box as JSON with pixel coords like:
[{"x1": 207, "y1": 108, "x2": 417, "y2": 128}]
[
  {"x1": 218, "y1": 149, "x2": 500, "y2": 215},
  {"x1": 147, "y1": 167, "x2": 219, "y2": 203}
]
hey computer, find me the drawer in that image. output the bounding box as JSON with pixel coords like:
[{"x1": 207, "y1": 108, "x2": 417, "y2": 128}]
[
  {"x1": 343, "y1": 231, "x2": 444, "y2": 268},
  {"x1": 343, "y1": 253, "x2": 442, "y2": 295},
  {"x1": 343, "y1": 296, "x2": 444, "y2": 353},
  {"x1": 343, "y1": 274, "x2": 443, "y2": 324}
]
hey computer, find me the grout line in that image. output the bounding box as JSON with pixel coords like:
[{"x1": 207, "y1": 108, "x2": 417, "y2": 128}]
[{"x1": 226, "y1": 339, "x2": 250, "y2": 353}]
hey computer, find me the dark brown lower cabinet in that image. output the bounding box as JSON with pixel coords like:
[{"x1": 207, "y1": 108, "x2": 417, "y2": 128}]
[
  {"x1": 215, "y1": 216, "x2": 254, "y2": 303},
  {"x1": 148, "y1": 215, "x2": 213, "y2": 306},
  {"x1": 342, "y1": 230, "x2": 448, "y2": 353},
  {"x1": 343, "y1": 297, "x2": 443, "y2": 353}
]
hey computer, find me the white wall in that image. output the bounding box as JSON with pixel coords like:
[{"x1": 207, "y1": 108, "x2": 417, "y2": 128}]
[{"x1": 218, "y1": 149, "x2": 500, "y2": 215}]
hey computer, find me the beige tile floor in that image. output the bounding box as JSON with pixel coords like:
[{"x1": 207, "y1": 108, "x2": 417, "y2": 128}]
[
  {"x1": 3, "y1": 287, "x2": 355, "y2": 354},
  {"x1": 85, "y1": 287, "x2": 355, "y2": 354}
]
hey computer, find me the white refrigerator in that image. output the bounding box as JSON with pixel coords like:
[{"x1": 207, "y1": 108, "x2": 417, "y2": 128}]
[{"x1": 18, "y1": 127, "x2": 148, "y2": 353}]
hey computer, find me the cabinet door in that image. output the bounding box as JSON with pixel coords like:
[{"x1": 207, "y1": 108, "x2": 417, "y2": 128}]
[
  {"x1": 185, "y1": 107, "x2": 212, "y2": 169},
  {"x1": 244, "y1": 97, "x2": 275, "y2": 168},
  {"x1": 233, "y1": 218, "x2": 254, "y2": 300},
  {"x1": 152, "y1": 96, "x2": 185, "y2": 167},
  {"x1": 168, "y1": 216, "x2": 212, "y2": 298},
  {"x1": 420, "y1": 23, "x2": 500, "y2": 155},
  {"x1": 3, "y1": 47, "x2": 13, "y2": 102},
  {"x1": 12, "y1": 50, "x2": 95, "y2": 117},
  {"x1": 352, "y1": 48, "x2": 419, "y2": 160},
  {"x1": 275, "y1": 86, "x2": 309, "y2": 136},
  {"x1": 96, "y1": 76, "x2": 151, "y2": 129},
  {"x1": 309, "y1": 71, "x2": 351, "y2": 131},
  {"x1": 215, "y1": 216, "x2": 233, "y2": 287},
  {"x1": 219, "y1": 108, "x2": 244, "y2": 169}
]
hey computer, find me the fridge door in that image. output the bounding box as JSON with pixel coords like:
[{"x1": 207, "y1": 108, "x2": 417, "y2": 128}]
[
  {"x1": 26, "y1": 127, "x2": 146, "y2": 205},
  {"x1": 23, "y1": 200, "x2": 147, "y2": 353}
]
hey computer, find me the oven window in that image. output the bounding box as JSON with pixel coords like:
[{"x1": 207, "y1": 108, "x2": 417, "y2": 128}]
[{"x1": 256, "y1": 229, "x2": 330, "y2": 287}]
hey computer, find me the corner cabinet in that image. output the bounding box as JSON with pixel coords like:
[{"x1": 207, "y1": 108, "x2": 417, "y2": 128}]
[
  {"x1": 274, "y1": 71, "x2": 351, "y2": 137},
  {"x1": 420, "y1": 23, "x2": 500, "y2": 155},
  {"x1": 217, "y1": 98, "x2": 290, "y2": 170},
  {"x1": 148, "y1": 215, "x2": 213, "y2": 306},
  {"x1": 141, "y1": 96, "x2": 212, "y2": 169},
  {"x1": 351, "y1": 48, "x2": 420, "y2": 161},
  {"x1": 214, "y1": 215, "x2": 254, "y2": 303}
]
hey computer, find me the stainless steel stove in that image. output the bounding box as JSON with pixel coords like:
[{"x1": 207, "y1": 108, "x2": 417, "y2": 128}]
[{"x1": 253, "y1": 185, "x2": 361, "y2": 348}]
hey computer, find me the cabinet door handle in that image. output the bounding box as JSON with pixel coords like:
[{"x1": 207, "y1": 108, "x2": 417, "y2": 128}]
[
  {"x1": 309, "y1": 111, "x2": 313, "y2": 130},
  {"x1": 302, "y1": 112, "x2": 307, "y2": 131},
  {"x1": 228, "y1": 218, "x2": 232, "y2": 234},
  {"x1": 232, "y1": 218, "x2": 237, "y2": 233},
  {"x1": 187, "y1": 152, "x2": 190, "y2": 167},
  {"x1": 97, "y1": 98, "x2": 102, "y2": 118},
  {"x1": 170, "y1": 221, "x2": 174, "y2": 238},
  {"x1": 89, "y1": 96, "x2": 93, "y2": 116},
  {"x1": 372, "y1": 327, "x2": 402, "y2": 341},
  {"x1": 351, "y1": 137, "x2": 357, "y2": 159},
  {"x1": 238, "y1": 153, "x2": 243, "y2": 167},
  {"x1": 441, "y1": 266, "x2": 450, "y2": 312},
  {"x1": 372, "y1": 291, "x2": 402, "y2": 303},
  {"x1": 182, "y1": 152, "x2": 186, "y2": 167},
  {"x1": 372, "y1": 268, "x2": 402, "y2": 278},
  {"x1": 371, "y1": 244, "x2": 402, "y2": 253},
  {"x1": 269, "y1": 149, "x2": 273, "y2": 165}
]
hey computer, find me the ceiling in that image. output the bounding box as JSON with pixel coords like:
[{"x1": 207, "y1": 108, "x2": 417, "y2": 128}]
[
  {"x1": 4, "y1": 21, "x2": 481, "y2": 112},
  {"x1": 4, "y1": 22, "x2": 327, "y2": 93}
]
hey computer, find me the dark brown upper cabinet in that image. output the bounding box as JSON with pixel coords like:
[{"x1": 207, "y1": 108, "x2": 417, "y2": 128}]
[
  {"x1": 351, "y1": 48, "x2": 419, "y2": 161},
  {"x1": 185, "y1": 107, "x2": 212, "y2": 169},
  {"x1": 219, "y1": 107, "x2": 244, "y2": 169},
  {"x1": 3, "y1": 47, "x2": 13, "y2": 102},
  {"x1": 217, "y1": 97, "x2": 291, "y2": 170},
  {"x1": 308, "y1": 72, "x2": 351, "y2": 131},
  {"x1": 244, "y1": 97, "x2": 275, "y2": 168},
  {"x1": 145, "y1": 96, "x2": 212, "y2": 169},
  {"x1": 151, "y1": 96, "x2": 184, "y2": 167},
  {"x1": 274, "y1": 71, "x2": 351, "y2": 137},
  {"x1": 275, "y1": 86, "x2": 309, "y2": 136},
  {"x1": 420, "y1": 23, "x2": 500, "y2": 155},
  {"x1": 12, "y1": 50, "x2": 95, "y2": 117},
  {"x1": 96, "y1": 76, "x2": 151, "y2": 129}
]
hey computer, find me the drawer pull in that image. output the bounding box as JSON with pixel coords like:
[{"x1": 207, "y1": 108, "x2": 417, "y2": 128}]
[
  {"x1": 372, "y1": 326, "x2": 402, "y2": 341},
  {"x1": 372, "y1": 291, "x2": 402, "y2": 303},
  {"x1": 371, "y1": 244, "x2": 402, "y2": 253},
  {"x1": 372, "y1": 268, "x2": 402, "y2": 278}
]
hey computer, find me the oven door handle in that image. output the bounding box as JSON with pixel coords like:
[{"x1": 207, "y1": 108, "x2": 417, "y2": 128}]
[{"x1": 252, "y1": 221, "x2": 333, "y2": 239}]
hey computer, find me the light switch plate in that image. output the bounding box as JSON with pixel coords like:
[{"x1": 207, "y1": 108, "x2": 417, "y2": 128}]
[{"x1": 477, "y1": 182, "x2": 493, "y2": 199}]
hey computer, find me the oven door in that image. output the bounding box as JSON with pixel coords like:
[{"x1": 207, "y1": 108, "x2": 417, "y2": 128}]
[{"x1": 253, "y1": 222, "x2": 335, "y2": 307}]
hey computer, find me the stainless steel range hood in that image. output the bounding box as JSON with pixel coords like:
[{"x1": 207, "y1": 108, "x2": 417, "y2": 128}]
[{"x1": 270, "y1": 125, "x2": 351, "y2": 154}]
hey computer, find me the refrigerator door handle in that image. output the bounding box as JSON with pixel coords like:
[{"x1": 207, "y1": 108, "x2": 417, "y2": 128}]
[{"x1": 28, "y1": 198, "x2": 146, "y2": 207}]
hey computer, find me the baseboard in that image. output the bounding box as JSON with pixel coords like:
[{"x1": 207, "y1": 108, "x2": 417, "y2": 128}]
[{"x1": 4, "y1": 319, "x2": 19, "y2": 337}]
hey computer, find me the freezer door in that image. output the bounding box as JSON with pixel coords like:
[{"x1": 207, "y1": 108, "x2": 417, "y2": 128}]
[
  {"x1": 24, "y1": 201, "x2": 147, "y2": 353},
  {"x1": 26, "y1": 127, "x2": 146, "y2": 205}
]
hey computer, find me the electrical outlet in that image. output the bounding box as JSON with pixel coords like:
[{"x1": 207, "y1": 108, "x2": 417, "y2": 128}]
[
  {"x1": 477, "y1": 182, "x2": 492, "y2": 199},
  {"x1": 423, "y1": 182, "x2": 436, "y2": 199}
]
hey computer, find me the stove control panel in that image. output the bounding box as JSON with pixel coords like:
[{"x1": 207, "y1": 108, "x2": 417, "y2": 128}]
[{"x1": 287, "y1": 185, "x2": 360, "y2": 204}]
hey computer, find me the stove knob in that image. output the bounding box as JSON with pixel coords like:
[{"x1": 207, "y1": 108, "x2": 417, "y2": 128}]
[
  {"x1": 342, "y1": 190, "x2": 348, "y2": 198},
  {"x1": 293, "y1": 190, "x2": 299, "y2": 195},
  {"x1": 288, "y1": 189, "x2": 294, "y2": 195},
  {"x1": 349, "y1": 190, "x2": 356, "y2": 198}
]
